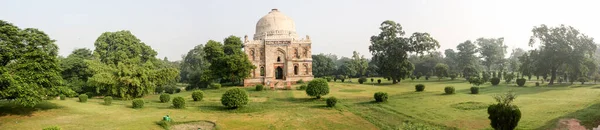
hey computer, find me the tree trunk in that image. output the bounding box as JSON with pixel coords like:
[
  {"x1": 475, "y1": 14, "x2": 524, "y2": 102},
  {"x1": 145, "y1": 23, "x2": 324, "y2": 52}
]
[{"x1": 549, "y1": 69, "x2": 557, "y2": 85}]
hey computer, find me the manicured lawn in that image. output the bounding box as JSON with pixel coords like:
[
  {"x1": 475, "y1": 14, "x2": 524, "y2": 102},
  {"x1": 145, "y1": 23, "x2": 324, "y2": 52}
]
[{"x1": 1, "y1": 78, "x2": 600, "y2": 129}]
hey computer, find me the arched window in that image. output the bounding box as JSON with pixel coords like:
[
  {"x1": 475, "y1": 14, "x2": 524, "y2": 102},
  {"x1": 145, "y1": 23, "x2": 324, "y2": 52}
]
[
  {"x1": 277, "y1": 57, "x2": 281, "y2": 62},
  {"x1": 294, "y1": 65, "x2": 299, "y2": 75},
  {"x1": 260, "y1": 66, "x2": 265, "y2": 76}
]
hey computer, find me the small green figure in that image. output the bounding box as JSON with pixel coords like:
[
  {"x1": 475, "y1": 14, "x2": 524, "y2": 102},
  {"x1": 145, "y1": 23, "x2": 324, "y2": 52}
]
[{"x1": 163, "y1": 115, "x2": 171, "y2": 122}]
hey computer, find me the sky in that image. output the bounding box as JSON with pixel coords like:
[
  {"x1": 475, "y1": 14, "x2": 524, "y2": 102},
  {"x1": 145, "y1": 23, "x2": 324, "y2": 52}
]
[{"x1": 1, "y1": 0, "x2": 599, "y2": 61}]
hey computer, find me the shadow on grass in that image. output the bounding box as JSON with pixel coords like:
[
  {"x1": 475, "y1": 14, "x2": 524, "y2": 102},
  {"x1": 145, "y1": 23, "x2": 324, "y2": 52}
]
[
  {"x1": 454, "y1": 85, "x2": 572, "y2": 96},
  {"x1": 0, "y1": 101, "x2": 62, "y2": 116},
  {"x1": 538, "y1": 102, "x2": 600, "y2": 129},
  {"x1": 197, "y1": 104, "x2": 263, "y2": 113},
  {"x1": 273, "y1": 97, "x2": 321, "y2": 103}
]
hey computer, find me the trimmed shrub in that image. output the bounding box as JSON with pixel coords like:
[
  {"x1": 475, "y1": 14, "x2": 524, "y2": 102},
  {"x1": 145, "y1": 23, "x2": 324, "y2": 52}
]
[
  {"x1": 326, "y1": 97, "x2": 337, "y2": 107},
  {"x1": 297, "y1": 84, "x2": 307, "y2": 90},
  {"x1": 104, "y1": 96, "x2": 113, "y2": 105},
  {"x1": 374, "y1": 92, "x2": 388, "y2": 102},
  {"x1": 296, "y1": 79, "x2": 305, "y2": 84},
  {"x1": 221, "y1": 88, "x2": 249, "y2": 108},
  {"x1": 59, "y1": 95, "x2": 66, "y2": 100},
  {"x1": 415, "y1": 84, "x2": 425, "y2": 92},
  {"x1": 132, "y1": 99, "x2": 144, "y2": 109},
  {"x1": 255, "y1": 84, "x2": 265, "y2": 91},
  {"x1": 192, "y1": 90, "x2": 204, "y2": 101},
  {"x1": 324, "y1": 76, "x2": 333, "y2": 82},
  {"x1": 470, "y1": 87, "x2": 479, "y2": 94},
  {"x1": 488, "y1": 91, "x2": 521, "y2": 130},
  {"x1": 490, "y1": 77, "x2": 500, "y2": 85},
  {"x1": 160, "y1": 94, "x2": 170, "y2": 103},
  {"x1": 358, "y1": 77, "x2": 367, "y2": 84},
  {"x1": 371, "y1": 78, "x2": 374, "y2": 83},
  {"x1": 470, "y1": 77, "x2": 485, "y2": 86},
  {"x1": 210, "y1": 83, "x2": 222, "y2": 89},
  {"x1": 377, "y1": 79, "x2": 381, "y2": 84},
  {"x1": 172, "y1": 96, "x2": 186, "y2": 109},
  {"x1": 444, "y1": 86, "x2": 455, "y2": 94},
  {"x1": 449, "y1": 73, "x2": 458, "y2": 80},
  {"x1": 175, "y1": 88, "x2": 181, "y2": 93},
  {"x1": 165, "y1": 86, "x2": 180, "y2": 94},
  {"x1": 305, "y1": 79, "x2": 330, "y2": 99},
  {"x1": 516, "y1": 78, "x2": 526, "y2": 86},
  {"x1": 535, "y1": 82, "x2": 540, "y2": 86},
  {"x1": 78, "y1": 94, "x2": 88, "y2": 103},
  {"x1": 43, "y1": 126, "x2": 61, "y2": 130}
]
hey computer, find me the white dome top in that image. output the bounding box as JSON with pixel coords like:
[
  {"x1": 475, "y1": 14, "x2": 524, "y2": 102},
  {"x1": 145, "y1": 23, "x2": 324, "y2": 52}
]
[{"x1": 254, "y1": 9, "x2": 297, "y2": 40}]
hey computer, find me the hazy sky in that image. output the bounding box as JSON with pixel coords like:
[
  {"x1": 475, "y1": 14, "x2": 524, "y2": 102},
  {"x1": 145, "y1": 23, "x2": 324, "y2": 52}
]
[{"x1": 1, "y1": 0, "x2": 599, "y2": 60}]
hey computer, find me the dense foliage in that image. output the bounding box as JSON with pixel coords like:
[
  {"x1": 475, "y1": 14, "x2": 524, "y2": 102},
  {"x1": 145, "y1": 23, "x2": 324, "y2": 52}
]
[
  {"x1": 305, "y1": 79, "x2": 330, "y2": 99},
  {"x1": 490, "y1": 77, "x2": 500, "y2": 85},
  {"x1": 326, "y1": 97, "x2": 337, "y2": 107},
  {"x1": 0, "y1": 20, "x2": 64, "y2": 107},
  {"x1": 221, "y1": 88, "x2": 249, "y2": 108},
  {"x1": 374, "y1": 92, "x2": 388, "y2": 102},
  {"x1": 415, "y1": 84, "x2": 425, "y2": 92},
  {"x1": 87, "y1": 30, "x2": 179, "y2": 99},
  {"x1": 297, "y1": 84, "x2": 307, "y2": 90},
  {"x1": 203, "y1": 36, "x2": 255, "y2": 85},
  {"x1": 210, "y1": 83, "x2": 221, "y2": 89},
  {"x1": 180, "y1": 44, "x2": 211, "y2": 89},
  {"x1": 191, "y1": 90, "x2": 204, "y2": 101},
  {"x1": 60, "y1": 95, "x2": 66, "y2": 100},
  {"x1": 516, "y1": 79, "x2": 526, "y2": 87},
  {"x1": 172, "y1": 96, "x2": 185, "y2": 109},
  {"x1": 358, "y1": 77, "x2": 367, "y2": 84}
]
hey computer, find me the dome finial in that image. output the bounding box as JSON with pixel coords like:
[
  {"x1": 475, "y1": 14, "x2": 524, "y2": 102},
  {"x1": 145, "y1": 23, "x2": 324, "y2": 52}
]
[{"x1": 271, "y1": 8, "x2": 278, "y2": 12}]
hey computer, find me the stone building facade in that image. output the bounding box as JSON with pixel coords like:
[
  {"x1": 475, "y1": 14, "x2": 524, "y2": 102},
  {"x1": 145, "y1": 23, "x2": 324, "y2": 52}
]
[{"x1": 243, "y1": 9, "x2": 314, "y2": 88}]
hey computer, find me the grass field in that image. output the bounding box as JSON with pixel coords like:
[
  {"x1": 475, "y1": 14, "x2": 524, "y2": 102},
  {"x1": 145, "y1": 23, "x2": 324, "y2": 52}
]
[{"x1": 2, "y1": 78, "x2": 600, "y2": 130}]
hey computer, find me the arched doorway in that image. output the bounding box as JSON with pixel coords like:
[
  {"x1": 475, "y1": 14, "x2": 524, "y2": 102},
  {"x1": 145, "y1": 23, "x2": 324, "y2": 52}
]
[{"x1": 275, "y1": 66, "x2": 284, "y2": 79}]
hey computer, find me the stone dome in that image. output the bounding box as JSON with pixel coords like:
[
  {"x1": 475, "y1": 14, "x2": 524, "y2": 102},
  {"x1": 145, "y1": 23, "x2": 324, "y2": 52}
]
[{"x1": 254, "y1": 9, "x2": 297, "y2": 40}]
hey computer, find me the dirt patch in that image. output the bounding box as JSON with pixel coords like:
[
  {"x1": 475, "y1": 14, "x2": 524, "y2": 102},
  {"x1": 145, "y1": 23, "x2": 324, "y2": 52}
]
[
  {"x1": 555, "y1": 118, "x2": 586, "y2": 130},
  {"x1": 171, "y1": 120, "x2": 216, "y2": 130}
]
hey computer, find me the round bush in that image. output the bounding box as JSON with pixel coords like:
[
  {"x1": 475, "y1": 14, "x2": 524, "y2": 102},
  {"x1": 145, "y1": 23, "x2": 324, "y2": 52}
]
[
  {"x1": 470, "y1": 87, "x2": 479, "y2": 94},
  {"x1": 59, "y1": 95, "x2": 66, "y2": 100},
  {"x1": 490, "y1": 77, "x2": 500, "y2": 85},
  {"x1": 535, "y1": 82, "x2": 540, "y2": 86},
  {"x1": 192, "y1": 90, "x2": 204, "y2": 101},
  {"x1": 326, "y1": 97, "x2": 337, "y2": 107},
  {"x1": 371, "y1": 78, "x2": 374, "y2": 82},
  {"x1": 172, "y1": 96, "x2": 186, "y2": 109},
  {"x1": 487, "y1": 104, "x2": 521, "y2": 130},
  {"x1": 255, "y1": 84, "x2": 265, "y2": 91},
  {"x1": 160, "y1": 94, "x2": 171, "y2": 103},
  {"x1": 415, "y1": 84, "x2": 425, "y2": 92},
  {"x1": 221, "y1": 88, "x2": 249, "y2": 108},
  {"x1": 305, "y1": 79, "x2": 330, "y2": 99},
  {"x1": 297, "y1": 84, "x2": 307, "y2": 90},
  {"x1": 358, "y1": 77, "x2": 367, "y2": 84},
  {"x1": 210, "y1": 83, "x2": 222, "y2": 89},
  {"x1": 132, "y1": 99, "x2": 144, "y2": 109},
  {"x1": 377, "y1": 79, "x2": 381, "y2": 84},
  {"x1": 516, "y1": 79, "x2": 526, "y2": 87},
  {"x1": 374, "y1": 92, "x2": 388, "y2": 102},
  {"x1": 175, "y1": 88, "x2": 181, "y2": 93},
  {"x1": 444, "y1": 86, "x2": 455, "y2": 94},
  {"x1": 78, "y1": 94, "x2": 88, "y2": 103},
  {"x1": 104, "y1": 96, "x2": 113, "y2": 105},
  {"x1": 43, "y1": 126, "x2": 61, "y2": 130}
]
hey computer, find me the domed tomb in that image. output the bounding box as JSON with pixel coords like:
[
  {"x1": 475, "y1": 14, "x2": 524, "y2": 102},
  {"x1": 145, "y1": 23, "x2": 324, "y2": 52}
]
[{"x1": 253, "y1": 9, "x2": 298, "y2": 40}]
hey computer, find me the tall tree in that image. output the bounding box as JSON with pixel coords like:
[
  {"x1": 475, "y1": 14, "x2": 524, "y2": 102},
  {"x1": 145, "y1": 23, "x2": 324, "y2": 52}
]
[
  {"x1": 434, "y1": 63, "x2": 449, "y2": 80},
  {"x1": 476, "y1": 37, "x2": 507, "y2": 71},
  {"x1": 444, "y1": 49, "x2": 459, "y2": 73},
  {"x1": 456, "y1": 40, "x2": 479, "y2": 78},
  {"x1": 203, "y1": 36, "x2": 255, "y2": 84},
  {"x1": 369, "y1": 20, "x2": 440, "y2": 83},
  {"x1": 508, "y1": 48, "x2": 526, "y2": 73},
  {"x1": 311, "y1": 54, "x2": 336, "y2": 77},
  {"x1": 0, "y1": 20, "x2": 64, "y2": 107},
  {"x1": 88, "y1": 30, "x2": 179, "y2": 99},
  {"x1": 350, "y1": 51, "x2": 369, "y2": 77},
  {"x1": 180, "y1": 44, "x2": 211, "y2": 89},
  {"x1": 60, "y1": 48, "x2": 94, "y2": 93},
  {"x1": 529, "y1": 24, "x2": 596, "y2": 85}
]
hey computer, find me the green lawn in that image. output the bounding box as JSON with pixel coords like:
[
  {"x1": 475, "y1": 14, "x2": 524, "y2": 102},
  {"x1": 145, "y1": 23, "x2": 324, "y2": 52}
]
[{"x1": 2, "y1": 78, "x2": 600, "y2": 130}]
